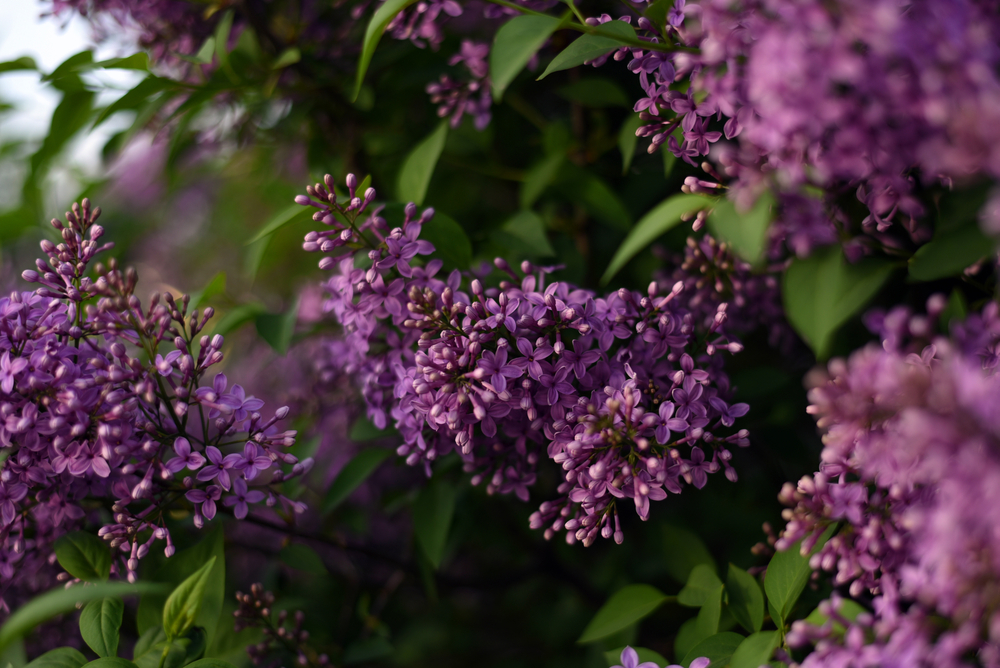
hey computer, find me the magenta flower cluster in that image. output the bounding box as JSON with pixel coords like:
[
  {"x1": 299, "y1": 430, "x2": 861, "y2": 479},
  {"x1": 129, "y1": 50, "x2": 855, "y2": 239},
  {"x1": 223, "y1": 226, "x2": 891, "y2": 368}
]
[
  {"x1": 779, "y1": 298, "x2": 1000, "y2": 667},
  {"x1": 296, "y1": 174, "x2": 750, "y2": 545},
  {"x1": 0, "y1": 200, "x2": 305, "y2": 611}
]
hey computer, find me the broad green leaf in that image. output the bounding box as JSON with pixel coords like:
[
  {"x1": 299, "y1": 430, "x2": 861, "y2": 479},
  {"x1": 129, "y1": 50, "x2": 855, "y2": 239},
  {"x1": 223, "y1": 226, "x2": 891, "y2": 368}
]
[
  {"x1": 214, "y1": 10, "x2": 236, "y2": 79},
  {"x1": 538, "y1": 21, "x2": 637, "y2": 79},
  {"x1": 189, "y1": 272, "x2": 226, "y2": 310},
  {"x1": 0, "y1": 583, "x2": 158, "y2": 655},
  {"x1": 644, "y1": 0, "x2": 672, "y2": 32},
  {"x1": 93, "y1": 54, "x2": 149, "y2": 71},
  {"x1": 706, "y1": 191, "x2": 775, "y2": 265},
  {"x1": 93, "y1": 77, "x2": 174, "y2": 129},
  {"x1": 208, "y1": 303, "x2": 267, "y2": 340},
  {"x1": 246, "y1": 204, "x2": 314, "y2": 245},
  {"x1": 272, "y1": 48, "x2": 301, "y2": 69},
  {"x1": 343, "y1": 637, "x2": 393, "y2": 664},
  {"x1": 663, "y1": 524, "x2": 716, "y2": 585},
  {"x1": 556, "y1": 162, "x2": 632, "y2": 232},
  {"x1": 577, "y1": 584, "x2": 668, "y2": 643},
  {"x1": 82, "y1": 659, "x2": 136, "y2": 668},
  {"x1": 353, "y1": 0, "x2": 420, "y2": 101},
  {"x1": 132, "y1": 628, "x2": 165, "y2": 661},
  {"x1": 689, "y1": 585, "x2": 723, "y2": 648},
  {"x1": 618, "y1": 114, "x2": 644, "y2": 175},
  {"x1": 604, "y1": 647, "x2": 667, "y2": 667},
  {"x1": 80, "y1": 598, "x2": 124, "y2": 658},
  {"x1": 602, "y1": 193, "x2": 713, "y2": 283},
  {"x1": 30, "y1": 90, "x2": 95, "y2": 179},
  {"x1": 0, "y1": 57, "x2": 37, "y2": 73},
  {"x1": 54, "y1": 531, "x2": 111, "y2": 581},
  {"x1": 674, "y1": 618, "x2": 701, "y2": 662},
  {"x1": 419, "y1": 211, "x2": 472, "y2": 270},
  {"x1": 255, "y1": 298, "x2": 299, "y2": 355},
  {"x1": 726, "y1": 564, "x2": 764, "y2": 633},
  {"x1": 279, "y1": 544, "x2": 328, "y2": 576},
  {"x1": 783, "y1": 247, "x2": 894, "y2": 358},
  {"x1": 728, "y1": 631, "x2": 780, "y2": 668},
  {"x1": 163, "y1": 557, "x2": 217, "y2": 641},
  {"x1": 678, "y1": 564, "x2": 724, "y2": 607},
  {"x1": 413, "y1": 478, "x2": 457, "y2": 568},
  {"x1": 24, "y1": 648, "x2": 87, "y2": 668},
  {"x1": 494, "y1": 210, "x2": 555, "y2": 258},
  {"x1": 43, "y1": 50, "x2": 94, "y2": 85},
  {"x1": 520, "y1": 152, "x2": 564, "y2": 209},
  {"x1": 134, "y1": 628, "x2": 207, "y2": 668},
  {"x1": 491, "y1": 15, "x2": 563, "y2": 101},
  {"x1": 680, "y1": 632, "x2": 745, "y2": 668},
  {"x1": 397, "y1": 122, "x2": 449, "y2": 205},
  {"x1": 764, "y1": 525, "x2": 836, "y2": 627},
  {"x1": 324, "y1": 448, "x2": 393, "y2": 512},
  {"x1": 556, "y1": 78, "x2": 630, "y2": 107},
  {"x1": 908, "y1": 223, "x2": 994, "y2": 281}
]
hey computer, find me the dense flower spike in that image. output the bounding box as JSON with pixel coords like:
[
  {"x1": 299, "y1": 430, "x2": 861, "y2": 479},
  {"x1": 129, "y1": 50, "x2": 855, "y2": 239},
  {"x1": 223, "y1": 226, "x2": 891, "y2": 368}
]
[
  {"x1": 298, "y1": 175, "x2": 750, "y2": 545},
  {"x1": 0, "y1": 200, "x2": 304, "y2": 612},
  {"x1": 780, "y1": 298, "x2": 1000, "y2": 667}
]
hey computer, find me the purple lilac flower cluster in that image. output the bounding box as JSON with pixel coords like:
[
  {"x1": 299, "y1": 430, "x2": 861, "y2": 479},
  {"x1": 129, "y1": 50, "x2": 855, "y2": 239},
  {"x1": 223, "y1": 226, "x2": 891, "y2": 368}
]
[
  {"x1": 296, "y1": 174, "x2": 750, "y2": 545},
  {"x1": 777, "y1": 297, "x2": 1000, "y2": 667},
  {"x1": 612, "y1": 646, "x2": 709, "y2": 668},
  {"x1": 426, "y1": 39, "x2": 493, "y2": 130},
  {"x1": 0, "y1": 200, "x2": 305, "y2": 612}
]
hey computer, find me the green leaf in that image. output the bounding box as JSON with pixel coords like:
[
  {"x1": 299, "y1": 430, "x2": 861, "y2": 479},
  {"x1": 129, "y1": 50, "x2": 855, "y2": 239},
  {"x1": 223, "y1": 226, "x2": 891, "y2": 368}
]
[
  {"x1": 93, "y1": 54, "x2": 149, "y2": 71},
  {"x1": 348, "y1": 415, "x2": 397, "y2": 441},
  {"x1": 353, "y1": 0, "x2": 420, "y2": 101},
  {"x1": 182, "y1": 660, "x2": 238, "y2": 668},
  {"x1": 493, "y1": 210, "x2": 555, "y2": 258},
  {"x1": 82, "y1": 659, "x2": 136, "y2": 668},
  {"x1": 706, "y1": 191, "x2": 775, "y2": 265},
  {"x1": 162, "y1": 557, "x2": 217, "y2": 640},
  {"x1": 538, "y1": 21, "x2": 637, "y2": 79},
  {"x1": 272, "y1": 47, "x2": 301, "y2": 70},
  {"x1": 602, "y1": 193, "x2": 713, "y2": 283},
  {"x1": 728, "y1": 631, "x2": 780, "y2": 668},
  {"x1": 726, "y1": 564, "x2": 764, "y2": 634},
  {"x1": 80, "y1": 598, "x2": 124, "y2": 658},
  {"x1": 908, "y1": 223, "x2": 994, "y2": 281},
  {"x1": 209, "y1": 303, "x2": 267, "y2": 340},
  {"x1": 255, "y1": 298, "x2": 299, "y2": 355},
  {"x1": 555, "y1": 162, "x2": 633, "y2": 232},
  {"x1": 764, "y1": 525, "x2": 836, "y2": 628},
  {"x1": 663, "y1": 524, "x2": 716, "y2": 585},
  {"x1": 92, "y1": 77, "x2": 174, "y2": 129},
  {"x1": 189, "y1": 272, "x2": 226, "y2": 310},
  {"x1": 397, "y1": 122, "x2": 449, "y2": 205},
  {"x1": 412, "y1": 477, "x2": 457, "y2": 568},
  {"x1": 54, "y1": 532, "x2": 111, "y2": 581},
  {"x1": 0, "y1": 57, "x2": 37, "y2": 74},
  {"x1": 803, "y1": 599, "x2": 867, "y2": 636},
  {"x1": 942, "y1": 288, "x2": 968, "y2": 328},
  {"x1": 577, "y1": 584, "x2": 668, "y2": 644},
  {"x1": 419, "y1": 211, "x2": 472, "y2": 270},
  {"x1": 132, "y1": 628, "x2": 165, "y2": 661},
  {"x1": 680, "y1": 632, "x2": 745, "y2": 668},
  {"x1": 214, "y1": 10, "x2": 236, "y2": 79},
  {"x1": 490, "y1": 15, "x2": 563, "y2": 101},
  {"x1": 246, "y1": 204, "x2": 314, "y2": 245},
  {"x1": 279, "y1": 544, "x2": 328, "y2": 576},
  {"x1": 604, "y1": 647, "x2": 667, "y2": 667},
  {"x1": 0, "y1": 583, "x2": 159, "y2": 655},
  {"x1": 133, "y1": 627, "x2": 205, "y2": 668},
  {"x1": 520, "y1": 152, "x2": 564, "y2": 210},
  {"x1": 690, "y1": 585, "x2": 723, "y2": 647},
  {"x1": 556, "y1": 78, "x2": 630, "y2": 107},
  {"x1": 343, "y1": 637, "x2": 393, "y2": 664},
  {"x1": 618, "y1": 114, "x2": 644, "y2": 175},
  {"x1": 323, "y1": 448, "x2": 393, "y2": 512},
  {"x1": 783, "y1": 247, "x2": 894, "y2": 358},
  {"x1": 677, "y1": 564, "x2": 724, "y2": 607},
  {"x1": 24, "y1": 648, "x2": 87, "y2": 668}
]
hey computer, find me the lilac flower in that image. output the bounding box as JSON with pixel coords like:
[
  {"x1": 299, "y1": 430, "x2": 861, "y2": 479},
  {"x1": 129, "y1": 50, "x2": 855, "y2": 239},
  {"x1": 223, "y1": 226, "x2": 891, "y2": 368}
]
[
  {"x1": 186, "y1": 485, "x2": 222, "y2": 521},
  {"x1": 611, "y1": 646, "x2": 660, "y2": 668},
  {"x1": 511, "y1": 337, "x2": 553, "y2": 380},
  {"x1": 165, "y1": 437, "x2": 206, "y2": 473},
  {"x1": 223, "y1": 479, "x2": 266, "y2": 519},
  {"x1": 196, "y1": 446, "x2": 243, "y2": 490},
  {"x1": 0, "y1": 353, "x2": 26, "y2": 394},
  {"x1": 476, "y1": 348, "x2": 522, "y2": 393}
]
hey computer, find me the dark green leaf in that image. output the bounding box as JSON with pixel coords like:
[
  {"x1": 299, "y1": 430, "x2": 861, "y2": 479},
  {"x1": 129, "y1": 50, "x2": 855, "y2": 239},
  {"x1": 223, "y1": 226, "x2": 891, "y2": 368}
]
[
  {"x1": 80, "y1": 598, "x2": 124, "y2": 658},
  {"x1": 24, "y1": 648, "x2": 87, "y2": 668},
  {"x1": 689, "y1": 585, "x2": 723, "y2": 647},
  {"x1": 132, "y1": 628, "x2": 165, "y2": 661},
  {"x1": 706, "y1": 192, "x2": 775, "y2": 265},
  {"x1": 324, "y1": 448, "x2": 393, "y2": 512},
  {"x1": 0, "y1": 583, "x2": 159, "y2": 655},
  {"x1": 678, "y1": 564, "x2": 724, "y2": 607},
  {"x1": 183, "y1": 660, "x2": 238, "y2": 668},
  {"x1": 134, "y1": 632, "x2": 207, "y2": 668},
  {"x1": 246, "y1": 204, "x2": 314, "y2": 245},
  {"x1": 556, "y1": 162, "x2": 632, "y2": 232},
  {"x1": 255, "y1": 298, "x2": 299, "y2": 355},
  {"x1": 618, "y1": 115, "x2": 644, "y2": 175},
  {"x1": 44, "y1": 51, "x2": 94, "y2": 84},
  {"x1": 604, "y1": 647, "x2": 667, "y2": 667},
  {"x1": 412, "y1": 478, "x2": 457, "y2": 568},
  {"x1": 577, "y1": 584, "x2": 668, "y2": 643},
  {"x1": 663, "y1": 524, "x2": 716, "y2": 585},
  {"x1": 602, "y1": 193, "x2": 713, "y2": 283},
  {"x1": 279, "y1": 545, "x2": 328, "y2": 576},
  {"x1": 343, "y1": 637, "x2": 393, "y2": 664},
  {"x1": 520, "y1": 152, "x2": 564, "y2": 209},
  {"x1": 82, "y1": 659, "x2": 137, "y2": 668},
  {"x1": 764, "y1": 525, "x2": 836, "y2": 627},
  {"x1": 556, "y1": 78, "x2": 630, "y2": 107},
  {"x1": 163, "y1": 557, "x2": 217, "y2": 640},
  {"x1": 348, "y1": 415, "x2": 397, "y2": 441},
  {"x1": 679, "y1": 632, "x2": 745, "y2": 668},
  {"x1": 491, "y1": 15, "x2": 563, "y2": 101},
  {"x1": 908, "y1": 223, "x2": 994, "y2": 281},
  {"x1": 397, "y1": 122, "x2": 449, "y2": 205},
  {"x1": 728, "y1": 631, "x2": 780, "y2": 668},
  {"x1": 353, "y1": 0, "x2": 420, "y2": 101},
  {"x1": 726, "y1": 564, "x2": 764, "y2": 633},
  {"x1": 419, "y1": 211, "x2": 472, "y2": 270},
  {"x1": 538, "y1": 22, "x2": 637, "y2": 79},
  {"x1": 783, "y1": 247, "x2": 894, "y2": 358},
  {"x1": 644, "y1": 0, "x2": 672, "y2": 32},
  {"x1": 54, "y1": 532, "x2": 111, "y2": 581},
  {"x1": 189, "y1": 272, "x2": 226, "y2": 310},
  {"x1": 0, "y1": 57, "x2": 37, "y2": 73},
  {"x1": 93, "y1": 54, "x2": 149, "y2": 71},
  {"x1": 493, "y1": 210, "x2": 555, "y2": 258}
]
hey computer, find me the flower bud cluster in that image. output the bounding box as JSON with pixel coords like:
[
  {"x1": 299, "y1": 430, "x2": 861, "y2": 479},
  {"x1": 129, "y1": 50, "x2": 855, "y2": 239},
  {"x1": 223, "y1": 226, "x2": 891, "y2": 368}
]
[
  {"x1": 235, "y1": 583, "x2": 329, "y2": 668},
  {"x1": 779, "y1": 297, "x2": 1000, "y2": 666},
  {"x1": 0, "y1": 200, "x2": 304, "y2": 612},
  {"x1": 298, "y1": 175, "x2": 751, "y2": 545}
]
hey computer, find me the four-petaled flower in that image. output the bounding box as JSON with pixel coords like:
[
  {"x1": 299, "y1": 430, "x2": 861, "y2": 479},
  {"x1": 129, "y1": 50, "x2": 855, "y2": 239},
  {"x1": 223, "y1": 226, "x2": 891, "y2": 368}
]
[
  {"x1": 165, "y1": 437, "x2": 206, "y2": 473},
  {"x1": 0, "y1": 352, "x2": 27, "y2": 394},
  {"x1": 477, "y1": 348, "x2": 522, "y2": 393},
  {"x1": 223, "y1": 478, "x2": 266, "y2": 519},
  {"x1": 196, "y1": 446, "x2": 243, "y2": 490}
]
